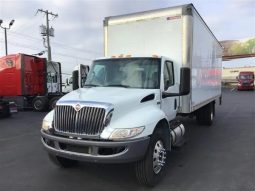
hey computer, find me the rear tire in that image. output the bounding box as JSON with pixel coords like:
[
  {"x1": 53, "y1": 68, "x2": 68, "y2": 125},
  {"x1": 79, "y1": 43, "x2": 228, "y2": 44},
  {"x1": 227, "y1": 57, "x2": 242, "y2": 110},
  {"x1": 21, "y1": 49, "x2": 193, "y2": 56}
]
[
  {"x1": 196, "y1": 102, "x2": 214, "y2": 126},
  {"x1": 32, "y1": 96, "x2": 48, "y2": 111},
  {"x1": 135, "y1": 127, "x2": 169, "y2": 187},
  {"x1": 48, "y1": 154, "x2": 78, "y2": 168}
]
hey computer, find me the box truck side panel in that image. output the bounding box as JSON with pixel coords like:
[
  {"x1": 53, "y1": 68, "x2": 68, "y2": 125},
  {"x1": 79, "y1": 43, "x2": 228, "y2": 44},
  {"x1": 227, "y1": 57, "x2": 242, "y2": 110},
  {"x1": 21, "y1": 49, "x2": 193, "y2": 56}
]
[
  {"x1": 0, "y1": 54, "x2": 22, "y2": 96},
  {"x1": 190, "y1": 11, "x2": 222, "y2": 112}
]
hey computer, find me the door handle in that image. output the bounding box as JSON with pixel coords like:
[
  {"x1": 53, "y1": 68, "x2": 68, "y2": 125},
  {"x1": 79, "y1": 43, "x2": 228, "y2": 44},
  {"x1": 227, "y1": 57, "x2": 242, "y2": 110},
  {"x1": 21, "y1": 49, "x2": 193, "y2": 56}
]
[{"x1": 174, "y1": 99, "x2": 177, "y2": 110}]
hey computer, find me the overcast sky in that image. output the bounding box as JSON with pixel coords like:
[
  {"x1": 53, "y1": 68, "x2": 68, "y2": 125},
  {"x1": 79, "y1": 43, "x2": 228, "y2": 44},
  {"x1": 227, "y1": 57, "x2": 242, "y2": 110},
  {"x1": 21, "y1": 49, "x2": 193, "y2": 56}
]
[{"x1": 0, "y1": 0, "x2": 255, "y2": 75}]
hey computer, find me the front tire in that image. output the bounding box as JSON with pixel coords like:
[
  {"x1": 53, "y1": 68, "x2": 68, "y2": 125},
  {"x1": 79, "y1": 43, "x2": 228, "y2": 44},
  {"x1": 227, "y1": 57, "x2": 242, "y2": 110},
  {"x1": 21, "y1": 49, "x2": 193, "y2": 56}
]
[
  {"x1": 135, "y1": 127, "x2": 168, "y2": 187},
  {"x1": 48, "y1": 154, "x2": 78, "y2": 168}
]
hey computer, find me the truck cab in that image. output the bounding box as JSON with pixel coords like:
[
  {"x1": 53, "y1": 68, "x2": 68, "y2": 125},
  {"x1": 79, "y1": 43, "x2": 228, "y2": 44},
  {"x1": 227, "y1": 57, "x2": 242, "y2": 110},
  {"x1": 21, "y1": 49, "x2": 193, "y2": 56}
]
[
  {"x1": 41, "y1": 55, "x2": 190, "y2": 183},
  {"x1": 42, "y1": 56, "x2": 189, "y2": 141},
  {"x1": 237, "y1": 71, "x2": 254, "y2": 90}
]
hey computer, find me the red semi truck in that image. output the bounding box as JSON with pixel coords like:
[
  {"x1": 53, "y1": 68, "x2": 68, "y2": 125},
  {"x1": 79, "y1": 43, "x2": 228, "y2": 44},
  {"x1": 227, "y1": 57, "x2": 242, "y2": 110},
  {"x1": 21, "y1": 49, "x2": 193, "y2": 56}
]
[
  {"x1": 237, "y1": 71, "x2": 254, "y2": 91},
  {"x1": 0, "y1": 53, "x2": 63, "y2": 111}
]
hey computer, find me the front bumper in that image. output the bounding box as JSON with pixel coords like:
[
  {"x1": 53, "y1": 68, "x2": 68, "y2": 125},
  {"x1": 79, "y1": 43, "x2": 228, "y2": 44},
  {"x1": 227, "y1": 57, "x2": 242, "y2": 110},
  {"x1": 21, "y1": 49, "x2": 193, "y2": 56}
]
[
  {"x1": 41, "y1": 129, "x2": 150, "y2": 163},
  {"x1": 237, "y1": 84, "x2": 254, "y2": 90}
]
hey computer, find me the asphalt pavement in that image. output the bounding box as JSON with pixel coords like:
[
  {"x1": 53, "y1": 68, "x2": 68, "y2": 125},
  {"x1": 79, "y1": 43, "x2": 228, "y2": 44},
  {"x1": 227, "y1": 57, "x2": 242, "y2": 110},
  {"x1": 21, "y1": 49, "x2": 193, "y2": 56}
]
[{"x1": 0, "y1": 88, "x2": 255, "y2": 191}]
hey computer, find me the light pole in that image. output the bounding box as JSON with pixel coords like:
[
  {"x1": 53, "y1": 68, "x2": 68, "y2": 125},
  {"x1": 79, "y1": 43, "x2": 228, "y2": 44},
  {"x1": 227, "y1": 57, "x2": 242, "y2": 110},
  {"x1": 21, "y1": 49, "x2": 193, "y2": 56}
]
[{"x1": 0, "y1": 19, "x2": 15, "y2": 55}]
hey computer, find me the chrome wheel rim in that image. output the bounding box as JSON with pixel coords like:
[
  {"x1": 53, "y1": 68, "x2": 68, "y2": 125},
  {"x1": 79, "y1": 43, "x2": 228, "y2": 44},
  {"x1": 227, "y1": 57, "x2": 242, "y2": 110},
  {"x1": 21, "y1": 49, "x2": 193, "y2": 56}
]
[{"x1": 153, "y1": 140, "x2": 166, "y2": 174}]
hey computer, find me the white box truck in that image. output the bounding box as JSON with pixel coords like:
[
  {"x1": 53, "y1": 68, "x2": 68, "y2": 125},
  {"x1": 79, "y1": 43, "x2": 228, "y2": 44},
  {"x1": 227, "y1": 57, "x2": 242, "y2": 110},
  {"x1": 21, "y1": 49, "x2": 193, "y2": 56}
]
[{"x1": 41, "y1": 4, "x2": 222, "y2": 187}]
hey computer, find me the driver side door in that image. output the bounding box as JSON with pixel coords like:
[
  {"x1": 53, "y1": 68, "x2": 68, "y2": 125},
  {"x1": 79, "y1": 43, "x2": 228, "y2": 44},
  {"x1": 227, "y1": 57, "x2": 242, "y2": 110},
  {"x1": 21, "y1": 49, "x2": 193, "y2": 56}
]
[{"x1": 161, "y1": 60, "x2": 178, "y2": 121}]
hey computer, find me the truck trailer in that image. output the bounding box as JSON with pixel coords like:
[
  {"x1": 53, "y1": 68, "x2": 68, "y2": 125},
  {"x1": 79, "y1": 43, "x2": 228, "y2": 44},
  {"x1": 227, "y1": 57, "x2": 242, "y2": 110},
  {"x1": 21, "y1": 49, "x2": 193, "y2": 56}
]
[
  {"x1": 41, "y1": 4, "x2": 222, "y2": 186},
  {"x1": 0, "y1": 53, "x2": 63, "y2": 111}
]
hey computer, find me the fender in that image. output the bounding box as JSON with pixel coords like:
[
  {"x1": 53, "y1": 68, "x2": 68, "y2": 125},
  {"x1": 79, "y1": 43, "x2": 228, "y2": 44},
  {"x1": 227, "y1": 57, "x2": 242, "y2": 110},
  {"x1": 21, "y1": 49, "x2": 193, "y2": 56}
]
[
  {"x1": 43, "y1": 110, "x2": 54, "y2": 122},
  {"x1": 102, "y1": 104, "x2": 169, "y2": 139}
]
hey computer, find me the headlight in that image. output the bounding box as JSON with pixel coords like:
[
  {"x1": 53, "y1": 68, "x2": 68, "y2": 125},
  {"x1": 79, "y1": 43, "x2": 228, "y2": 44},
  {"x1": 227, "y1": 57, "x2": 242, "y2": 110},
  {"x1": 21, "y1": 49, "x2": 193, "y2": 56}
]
[
  {"x1": 42, "y1": 120, "x2": 52, "y2": 131},
  {"x1": 109, "y1": 126, "x2": 144, "y2": 140}
]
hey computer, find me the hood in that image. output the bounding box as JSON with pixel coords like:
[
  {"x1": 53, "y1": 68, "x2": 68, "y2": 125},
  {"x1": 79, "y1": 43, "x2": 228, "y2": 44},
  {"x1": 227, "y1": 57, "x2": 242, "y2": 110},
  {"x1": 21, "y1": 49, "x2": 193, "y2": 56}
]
[{"x1": 58, "y1": 87, "x2": 160, "y2": 119}]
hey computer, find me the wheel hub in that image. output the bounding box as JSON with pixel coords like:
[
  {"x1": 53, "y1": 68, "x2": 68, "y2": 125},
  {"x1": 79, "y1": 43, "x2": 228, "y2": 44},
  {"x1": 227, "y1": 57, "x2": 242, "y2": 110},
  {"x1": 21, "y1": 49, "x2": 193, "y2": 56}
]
[
  {"x1": 35, "y1": 100, "x2": 42, "y2": 109},
  {"x1": 153, "y1": 140, "x2": 166, "y2": 174}
]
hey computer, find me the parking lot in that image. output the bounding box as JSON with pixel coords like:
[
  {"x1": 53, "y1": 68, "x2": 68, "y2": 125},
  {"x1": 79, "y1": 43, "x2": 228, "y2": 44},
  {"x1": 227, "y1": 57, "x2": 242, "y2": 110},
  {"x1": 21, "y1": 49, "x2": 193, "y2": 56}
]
[{"x1": 0, "y1": 88, "x2": 255, "y2": 191}]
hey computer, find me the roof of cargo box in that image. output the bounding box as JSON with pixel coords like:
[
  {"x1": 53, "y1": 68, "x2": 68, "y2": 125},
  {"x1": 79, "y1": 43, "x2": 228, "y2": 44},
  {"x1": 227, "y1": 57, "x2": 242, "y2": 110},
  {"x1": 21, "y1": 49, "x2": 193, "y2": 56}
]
[{"x1": 104, "y1": 3, "x2": 222, "y2": 48}]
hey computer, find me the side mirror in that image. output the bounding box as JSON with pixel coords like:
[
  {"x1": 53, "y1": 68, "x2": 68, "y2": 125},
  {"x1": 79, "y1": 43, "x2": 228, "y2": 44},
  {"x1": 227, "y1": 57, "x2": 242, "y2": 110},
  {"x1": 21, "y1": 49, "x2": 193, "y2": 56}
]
[
  {"x1": 72, "y1": 70, "x2": 79, "y2": 90},
  {"x1": 179, "y1": 67, "x2": 191, "y2": 95},
  {"x1": 162, "y1": 67, "x2": 190, "y2": 98}
]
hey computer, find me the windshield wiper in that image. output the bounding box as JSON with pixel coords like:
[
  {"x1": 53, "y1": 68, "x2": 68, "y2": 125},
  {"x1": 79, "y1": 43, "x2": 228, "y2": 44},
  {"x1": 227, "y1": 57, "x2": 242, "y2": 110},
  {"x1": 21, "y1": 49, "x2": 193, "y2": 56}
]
[
  {"x1": 105, "y1": 84, "x2": 130, "y2": 88},
  {"x1": 84, "y1": 84, "x2": 100, "y2": 87}
]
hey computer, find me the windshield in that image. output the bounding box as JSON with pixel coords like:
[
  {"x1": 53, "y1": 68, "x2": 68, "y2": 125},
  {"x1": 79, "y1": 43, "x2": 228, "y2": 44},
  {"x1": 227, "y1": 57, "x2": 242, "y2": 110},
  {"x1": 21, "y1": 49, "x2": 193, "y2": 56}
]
[
  {"x1": 85, "y1": 58, "x2": 160, "y2": 89},
  {"x1": 239, "y1": 74, "x2": 254, "y2": 80}
]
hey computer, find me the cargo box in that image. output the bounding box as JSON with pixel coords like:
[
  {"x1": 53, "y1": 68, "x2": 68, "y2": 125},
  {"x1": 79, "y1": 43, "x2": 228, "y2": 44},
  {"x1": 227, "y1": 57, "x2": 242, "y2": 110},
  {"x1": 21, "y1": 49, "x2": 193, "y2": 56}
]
[{"x1": 0, "y1": 54, "x2": 47, "y2": 96}]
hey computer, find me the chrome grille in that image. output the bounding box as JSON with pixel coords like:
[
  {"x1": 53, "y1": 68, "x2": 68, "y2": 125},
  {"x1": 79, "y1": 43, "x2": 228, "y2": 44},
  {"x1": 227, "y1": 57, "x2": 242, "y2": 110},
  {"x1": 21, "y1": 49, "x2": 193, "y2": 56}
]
[{"x1": 53, "y1": 105, "x2": 106, "y2": 135}]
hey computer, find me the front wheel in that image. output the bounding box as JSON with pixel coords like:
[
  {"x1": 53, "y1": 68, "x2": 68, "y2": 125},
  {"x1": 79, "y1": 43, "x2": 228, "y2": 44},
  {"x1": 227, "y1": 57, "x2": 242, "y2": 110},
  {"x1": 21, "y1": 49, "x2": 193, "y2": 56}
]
[{"x1": 135, "y1": 128, "x2": 168, "y2": 187}]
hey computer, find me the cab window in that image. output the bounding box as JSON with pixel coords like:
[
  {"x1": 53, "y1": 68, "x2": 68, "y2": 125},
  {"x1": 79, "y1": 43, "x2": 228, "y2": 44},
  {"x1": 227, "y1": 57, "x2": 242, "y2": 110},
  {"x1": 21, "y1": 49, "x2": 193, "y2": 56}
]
[{"x1": 163, "y1": 61, "x2": 174, "y2": 90}]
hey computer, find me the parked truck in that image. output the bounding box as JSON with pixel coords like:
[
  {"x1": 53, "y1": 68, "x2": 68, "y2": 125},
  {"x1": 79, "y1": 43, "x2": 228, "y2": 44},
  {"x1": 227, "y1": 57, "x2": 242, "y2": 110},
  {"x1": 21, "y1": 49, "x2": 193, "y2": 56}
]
[
  {"x1": 236, "y1": 71, "x2": 254, "y2": 90},
  {"x1": 41, "y1": 4, "x2": 222, "y2": 186},
  {"x1": 0, "y1": 53, "x2": 64, "y2": 111},
  {"x1": 62, "y1": 64, "x2": 90, "y2": 93}
]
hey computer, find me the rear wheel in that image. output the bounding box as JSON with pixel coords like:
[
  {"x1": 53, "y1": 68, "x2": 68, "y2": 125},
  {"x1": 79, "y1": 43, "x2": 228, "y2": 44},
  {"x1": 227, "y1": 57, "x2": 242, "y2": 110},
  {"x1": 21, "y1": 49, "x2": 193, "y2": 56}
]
[
  {"x1": 32, "y1": 96, "x2": 48, "y2": 111},
  {"x1": 196, "y1": 102, "x2": 214, "y2": 126},
  {"x1": 48, "y1": 154, "x2": 78, "y2": 168},
  {"x1": 135, "y1": 127, "x2": 169, "y2": 187}
]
